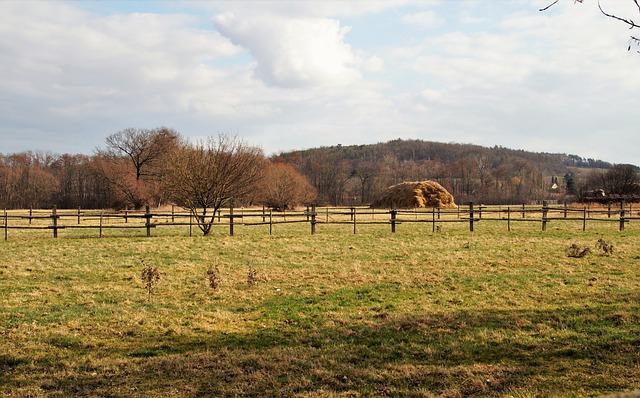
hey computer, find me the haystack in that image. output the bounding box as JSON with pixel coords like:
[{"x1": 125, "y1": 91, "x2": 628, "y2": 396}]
[{"x1": 371, "y1": 181, "x2": 456, "y2": 209}]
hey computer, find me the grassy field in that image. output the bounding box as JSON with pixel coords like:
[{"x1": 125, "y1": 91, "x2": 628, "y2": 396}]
[{"x1": 1, "y1": 217, "x2": 640, "y2": 397}]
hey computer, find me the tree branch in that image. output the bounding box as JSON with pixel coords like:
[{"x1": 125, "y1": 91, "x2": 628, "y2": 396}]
[
  {"x1": 539, "y1": 0, "x2": 560, "y2": 12},
  {"x1": 598, "y1": 0, "x2": 640, "y2": 29}
]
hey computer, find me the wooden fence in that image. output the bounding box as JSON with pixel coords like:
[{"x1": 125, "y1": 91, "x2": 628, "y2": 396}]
[
  {"x1": 2, "y1": 202, "x2": 640, "y2": 240},
  {"x1": 2, "y1": 201, "x2": 638, "y2": 240}
]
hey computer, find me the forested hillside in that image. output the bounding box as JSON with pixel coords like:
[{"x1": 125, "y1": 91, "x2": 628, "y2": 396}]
[{"x1": 272, "y1": 138, "x2": 617, "y2": 205}]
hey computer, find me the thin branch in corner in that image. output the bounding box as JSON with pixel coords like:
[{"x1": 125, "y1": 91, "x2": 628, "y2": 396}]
[{"x1": 539, "y1": 0, "x2": 559, "y2": 12}]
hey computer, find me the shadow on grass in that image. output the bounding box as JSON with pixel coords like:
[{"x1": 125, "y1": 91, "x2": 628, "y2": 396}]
[{"x1": 5, "y1": 292, "x2": 640, "y2": 397}]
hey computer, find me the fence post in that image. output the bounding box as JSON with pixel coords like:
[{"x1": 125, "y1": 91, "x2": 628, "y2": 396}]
[
  {"x1": 29, "y1": 207, "x2": 33, "y2": 225},
  {"x1": 583, "y1": 206, "x2": 587, "y2": 232},
  {"x1": 620, "y1": 201, "x2": 626, "y2": 232},
  {"x1": 269, "y1": 209, "x2": 273, "y2": 236},
  {"x1": 522, "y1": 203, "x2": 526, "y2": 219},
  {"x1": 507, "y1": 207, "x2": 511, "y2": 232},
  {"x1": 541, "y1": 201, "x2": 548, "y2": 232},
  {"x1": 189, "y1": 213, "x2": 193, "y2": 237},
  {"x1": 390, "y1": 207, "x2": 397, "y2": 233},
  {"x1": 608, "y1": 203, "x2": 612, "y2": 218},
  {"x1": 310, "y1": 203, "x2": 317, "y2": 235},
  {"x1": 432, "y1": 207, "x2": 436, "y2": 232},
  {"x1": 77, "y1": 206, "x2": 81, "y2": 224},
  {"x1": 352, "y1": 207, "x2": 357, "y2": 234},
  {"x1": 124, "y1": 208, "x2": 128, "y2": 223},
  {"x1": 4, "y1": 209, "x2": 7, "y2": 241},
  {"x1": 229, "y1": 204, "x2": 234, "y2": 237},
  {"x1": 52, "y1": 206, "x2": 59, "y2": 238},
  {"x1": 145, "y1": 205, "x2": 152, "y2": 237},
  {"x1": 469, "y1": 202, "x2": 474, "y2": 232},
  {"x1": 99, "y1": 212, "x2": 103, "y2": 238},
  {"x1": 564, "y1": 202, "x2": 568, "y2": 219}
]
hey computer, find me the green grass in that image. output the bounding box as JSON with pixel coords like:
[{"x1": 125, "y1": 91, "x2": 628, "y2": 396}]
[{"x1": 1, "y1": 219, "x2": 640, "y2": 397}]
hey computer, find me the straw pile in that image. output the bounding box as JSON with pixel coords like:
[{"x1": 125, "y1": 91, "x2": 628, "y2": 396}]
[{"x1": 371, "y1": 181, "x2": 456, "y2": 209}]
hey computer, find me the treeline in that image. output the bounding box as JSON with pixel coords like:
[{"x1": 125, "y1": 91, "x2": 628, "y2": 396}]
[
  {"x1": 1, "y1": 132, "x2": 637, "y2": 211},
  {"x1": 273, "y1": 139, "x2": 637, "y2": 205},
  {"x1": 0, "y1": 152, "x2": 116, "y2": 210},
  {"x1": 0, "y1": 129, "x2": 316, "y2": 215}
]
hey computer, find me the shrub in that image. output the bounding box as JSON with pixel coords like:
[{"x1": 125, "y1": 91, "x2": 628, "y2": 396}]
[
  {"x1": 141, "y1": 260, "x2": 160, "y2": 301},
  {"x1": 247, "y1": 264, "x2": 258, "y2": 287},
  {"x1": 207, "y1": 262, "x2": 221, "y2": 290},
  {"x1": 596, "y1": 238, "x2": 614, "y2": 255},
  {"x1": 566, "y1": 244, "x2": 590, "y2": 258}
]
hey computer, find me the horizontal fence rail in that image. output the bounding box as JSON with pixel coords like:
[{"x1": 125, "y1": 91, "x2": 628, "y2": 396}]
[{"x1": 1, "y1": 202, "x2": 638, "y2": 240}]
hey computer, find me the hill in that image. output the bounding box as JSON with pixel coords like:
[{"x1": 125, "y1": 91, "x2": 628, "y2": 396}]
[{"x1": 271, "y1": 138, "x2": 613, "y2": 205}]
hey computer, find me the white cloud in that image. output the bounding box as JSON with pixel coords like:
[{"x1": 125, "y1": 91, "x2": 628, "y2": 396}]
[
  {"x1": 213, "y1": 13, "x2": 368, "y2": 87},
  {"x1": 402, "y1": 10, "x2": 442, "y2": 28},
  {"x1": 0, "y1": 1, "x2": 255, "y2": 150},
  {"x1": 202, "y1": 0, "x2": 420, "y2": 19}
]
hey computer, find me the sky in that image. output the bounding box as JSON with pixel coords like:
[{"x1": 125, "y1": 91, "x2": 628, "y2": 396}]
[{"x1": 1, "y1": 0, "x2": 639, "y2": 165}]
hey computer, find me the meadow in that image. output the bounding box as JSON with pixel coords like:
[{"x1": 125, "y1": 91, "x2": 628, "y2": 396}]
[{"x1": 1, "y1": 214, "x2": 639, "y2": 397}]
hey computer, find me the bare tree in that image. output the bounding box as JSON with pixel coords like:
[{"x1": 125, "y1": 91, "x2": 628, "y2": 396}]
[
  {"x1": 584, "y1": 164, "x2": 640, "y2": 197},
  {"x1": 96, "y1": 127, "x2": 180, "y2": 208},
  {"x1": 259, "y1": 162, "x2": 317, "y2": 210},
  {"x1": 164, "y1": 135, "x2": 266, "y2": 235},
  {"x1": 101, "y1": 127, "x2": 180, "y2": 180},
  {"x1": 350, "y1": 161, "x2": 381, "y2": 204},
  {"x1": 300, "y1": 151, "x2": 351, "y2": 206},
  {"x1": 92, "y1": 155, "x2": 155, "y2": 209}
]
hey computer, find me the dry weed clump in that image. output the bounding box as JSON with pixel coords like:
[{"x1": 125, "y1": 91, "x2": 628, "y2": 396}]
[
  {"x1": 206, "y1": 262, "x2": 221, "y2": 290},
  {"x1": 567, "y1": 239, "x2": 615, "y2": 258},
  {"x1": 566, "y1": 244, "x2": 590, "y2": 258},
  {"x1": 596, "y1": 238, "x2": 614, "y2": 255},
  {"x1": 247, "y1": 263, "x2": 259, "y2": 287},
  {"x1": 141, "y1": 260, "x2": 160, "y2": 301},
  {"x1": 371, "y1": 180, "x2": 456, "y2": 209}
]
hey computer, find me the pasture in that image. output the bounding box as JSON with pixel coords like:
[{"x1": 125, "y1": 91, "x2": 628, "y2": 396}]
[{"x1": 1, "y1": 211, "x2": 640, "y2": 397}]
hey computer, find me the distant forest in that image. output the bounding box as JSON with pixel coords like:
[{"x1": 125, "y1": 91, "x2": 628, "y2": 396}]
[
  {"x1": 1, "y1": 135, "x2": 637, "y2": 210},
  {"x1": 273, "y1": 139, "x2": 624, "y2": 206}
]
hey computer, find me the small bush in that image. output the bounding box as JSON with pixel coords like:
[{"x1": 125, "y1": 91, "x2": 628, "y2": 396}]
[
  {"x1": 207, "y1": 262, "x2": 221, "y2": 290},
  {"x1": 567, "y1": 244, "x2": 590, "y2": 258},
  {"x1": 247, "y1": 264, "x2": 258, "y2": 287},
  {"x1": 596, "y1": 238, "x2": 614, "y2": 255},
  {"x1": 141, "y1": 260, "x2": 160, "y2": 301}
]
